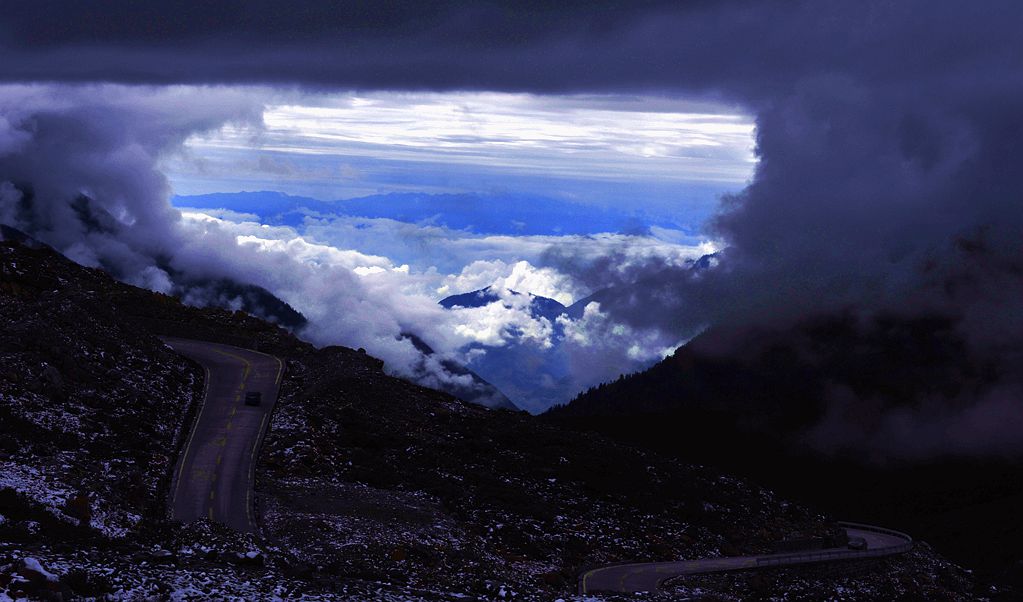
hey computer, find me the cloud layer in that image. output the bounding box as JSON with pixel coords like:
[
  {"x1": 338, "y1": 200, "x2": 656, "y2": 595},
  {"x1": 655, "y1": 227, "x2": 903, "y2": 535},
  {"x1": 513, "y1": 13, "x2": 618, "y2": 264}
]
[{"x1": 181, "y1": 209, "x2": 707, "y2": 412}]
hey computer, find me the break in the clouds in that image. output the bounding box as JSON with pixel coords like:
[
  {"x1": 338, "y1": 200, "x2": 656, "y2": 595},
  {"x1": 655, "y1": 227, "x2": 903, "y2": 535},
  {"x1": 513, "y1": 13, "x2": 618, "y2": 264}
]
[{"x1": 166, "y1": 92, "x2": 754, "y2": 211}]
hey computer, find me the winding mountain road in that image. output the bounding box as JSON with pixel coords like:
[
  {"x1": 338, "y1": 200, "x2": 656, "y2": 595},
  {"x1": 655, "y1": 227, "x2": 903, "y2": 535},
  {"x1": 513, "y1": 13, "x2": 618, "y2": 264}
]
[
  {"x1": 579, "y1": 522, "x2": 913, "y2": 594},
  {"x1": 164, "y1": 338, "x2": 283, "y2": 533}
]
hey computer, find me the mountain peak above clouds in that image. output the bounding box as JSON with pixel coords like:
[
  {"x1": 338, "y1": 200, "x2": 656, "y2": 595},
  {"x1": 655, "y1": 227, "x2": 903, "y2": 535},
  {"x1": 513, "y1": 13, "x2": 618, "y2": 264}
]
[{"x1": 439, "y1": 285, "x2": 568, "y2": 323}]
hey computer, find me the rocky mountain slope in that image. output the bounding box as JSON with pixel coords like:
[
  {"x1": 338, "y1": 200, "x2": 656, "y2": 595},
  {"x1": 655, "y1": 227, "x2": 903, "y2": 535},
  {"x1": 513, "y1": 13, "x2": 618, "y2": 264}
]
[
  {"x1": 0, "y1": 233, "x2": 203, "y2": 544},
  {"x1": 0, "y1": 234, "x2": 368, "y2": 600},
  {"x1": 0, "y1": 236, "x2": 999, "y2": 600},
  {"x1": 258, "y1": 346, "x2": 843, "y2": 598}
]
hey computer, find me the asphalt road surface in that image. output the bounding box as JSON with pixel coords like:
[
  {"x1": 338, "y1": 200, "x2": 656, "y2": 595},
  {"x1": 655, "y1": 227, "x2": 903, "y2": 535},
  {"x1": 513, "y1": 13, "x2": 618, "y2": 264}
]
[
  {"x1": 164, "y1": 338, "x2": 283, "y2": 533},
  {"x1": 579, "y1": 524, "x2": 912, "y2": 594}
]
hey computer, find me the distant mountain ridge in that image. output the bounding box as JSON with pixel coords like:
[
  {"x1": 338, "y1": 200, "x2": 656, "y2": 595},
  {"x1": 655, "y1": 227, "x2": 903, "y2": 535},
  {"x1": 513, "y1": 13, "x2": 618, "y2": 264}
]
[{"x1": 173, "y1": 190, "x2": 699, "y2": 237}]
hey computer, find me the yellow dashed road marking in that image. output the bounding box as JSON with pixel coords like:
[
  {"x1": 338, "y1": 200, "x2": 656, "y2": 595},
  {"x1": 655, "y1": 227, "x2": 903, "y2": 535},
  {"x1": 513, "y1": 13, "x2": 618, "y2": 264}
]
[{"x1": 211, "y1": 347, "x2": 252, "y2": 380}]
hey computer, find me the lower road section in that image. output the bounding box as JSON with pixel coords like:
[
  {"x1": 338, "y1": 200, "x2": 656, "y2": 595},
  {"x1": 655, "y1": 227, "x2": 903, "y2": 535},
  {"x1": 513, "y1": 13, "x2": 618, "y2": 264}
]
[
  {"x1": 579, "y1": 522, "x2": 913, "y2": 594},
  {"x1": 164, "y1": 338, "x2": 283, "y2": 533}
]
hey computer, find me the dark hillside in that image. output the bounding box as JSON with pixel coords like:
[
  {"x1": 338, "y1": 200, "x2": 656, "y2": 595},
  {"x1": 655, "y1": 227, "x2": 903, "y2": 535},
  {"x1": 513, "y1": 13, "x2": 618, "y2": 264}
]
[
  {"x1": 548, "y1": 313, "x2": 1023, "y2": 587},
  {"x1": 0, "y1": 237, "x2": 204, "y2": 544},
  {"x1": 260, "y1": 347, "x2": 839, "y2": 597}
]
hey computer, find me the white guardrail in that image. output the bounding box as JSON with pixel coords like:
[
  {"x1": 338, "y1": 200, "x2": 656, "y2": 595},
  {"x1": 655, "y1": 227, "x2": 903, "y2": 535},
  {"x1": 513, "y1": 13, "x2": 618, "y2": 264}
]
[
  {"x1": 755, "y1": 521, "x2": 914, "y2": 568},
  {"x1": 578, "y1": 521, "x2": 914, "y2": 594}
]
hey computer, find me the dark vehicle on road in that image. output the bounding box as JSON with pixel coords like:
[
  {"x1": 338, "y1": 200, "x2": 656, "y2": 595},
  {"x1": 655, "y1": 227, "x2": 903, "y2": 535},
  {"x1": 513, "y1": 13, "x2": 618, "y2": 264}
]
[
  {"x1": 244, "y1": 391, "x2": 262, "y2": 406},
  {"x1": 847, "y1": 536, "x2": 867, "y2": 550}
]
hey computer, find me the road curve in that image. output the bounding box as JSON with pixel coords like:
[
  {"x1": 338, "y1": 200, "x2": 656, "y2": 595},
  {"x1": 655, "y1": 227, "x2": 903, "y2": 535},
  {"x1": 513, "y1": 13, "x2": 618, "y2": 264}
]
[
  {"x1": 164, "y1": 338, "x2": 283, "y2": 533},
  {"x1": 579, "y1": 522, "x2": 913, "y2": 594}
]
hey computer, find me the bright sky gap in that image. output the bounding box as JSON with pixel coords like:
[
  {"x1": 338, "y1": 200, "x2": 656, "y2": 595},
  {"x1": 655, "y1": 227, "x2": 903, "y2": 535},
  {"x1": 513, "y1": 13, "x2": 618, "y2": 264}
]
[{"x1": 166, "y1": 92, "x2": 756, "y2": 205}]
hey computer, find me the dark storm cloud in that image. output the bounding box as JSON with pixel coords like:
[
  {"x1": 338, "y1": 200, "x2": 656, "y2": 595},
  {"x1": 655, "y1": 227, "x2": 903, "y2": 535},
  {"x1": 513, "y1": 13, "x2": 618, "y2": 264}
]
[
  {"x1": 0, "y1": 0, "x2": 676, "y2": 89},
  {"x1": 0, "y1": 85, "x2": 264, "y2": 280},
  {"x1": 0, "y1": 1, "x2": 1011, "y2": 98}
]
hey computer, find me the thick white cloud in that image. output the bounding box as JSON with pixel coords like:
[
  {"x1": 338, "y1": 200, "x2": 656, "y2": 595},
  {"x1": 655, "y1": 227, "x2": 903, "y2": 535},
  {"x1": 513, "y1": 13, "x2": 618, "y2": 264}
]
[
  {"x1": 559, "y1": 302, "x2": 680, "y2": 363},
  {"x1": 177, "y1": 209, "x2": 711, "y2": 409}
]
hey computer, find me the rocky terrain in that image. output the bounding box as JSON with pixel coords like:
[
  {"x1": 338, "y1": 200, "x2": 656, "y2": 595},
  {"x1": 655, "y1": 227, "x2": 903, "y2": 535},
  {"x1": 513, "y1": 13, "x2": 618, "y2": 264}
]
[
  {"x1": 0, "y1": 235, "x2": 1000, "y2": 600},
  {"x1": 0, "y1": 234, "x2": 203, "y2": 543},
  {"x1": 259, "y1": 346, "x2": 842, "y2": 598}
]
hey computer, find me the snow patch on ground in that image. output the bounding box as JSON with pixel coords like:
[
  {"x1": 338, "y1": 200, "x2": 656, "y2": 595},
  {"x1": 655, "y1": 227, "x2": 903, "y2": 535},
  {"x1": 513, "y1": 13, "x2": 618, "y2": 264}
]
[
  {"x1": 0, "y1": 462, "x2": 73, "y2": 518},
  {"x1": 0, "y1": 460, "x2": 137, "y2": 539}
]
